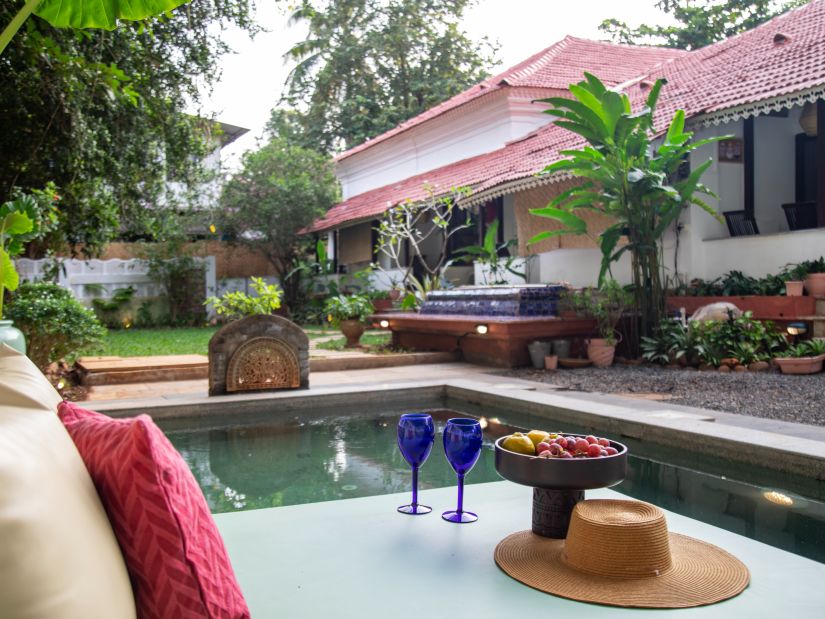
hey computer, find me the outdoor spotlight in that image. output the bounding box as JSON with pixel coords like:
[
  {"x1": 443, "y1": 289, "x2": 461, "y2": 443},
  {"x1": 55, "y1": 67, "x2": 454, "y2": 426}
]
[
  {"x1": 378, "y1": 319, "x2": 390, "y2": 329},
  {"x1": 762, "y1": 490, "x2": 794, "y2": 507},
  {"x1": 475, "y1": 324, "x2": 489, "y2": 335},
  {"x1": 787, "y1": 322, "x2": 808, "y2": 336}
]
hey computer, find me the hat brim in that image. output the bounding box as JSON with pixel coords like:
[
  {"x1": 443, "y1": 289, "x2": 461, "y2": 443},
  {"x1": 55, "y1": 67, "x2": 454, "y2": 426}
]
[{"x1": 494, "y1": 530, "x2": 750, "y2": 608}]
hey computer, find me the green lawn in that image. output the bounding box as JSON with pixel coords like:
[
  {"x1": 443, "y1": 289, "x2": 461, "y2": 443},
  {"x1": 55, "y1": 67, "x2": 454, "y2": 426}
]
[
  {"x1": 82, "y1": 325, "x2": 337, "y2": 357},
  {"x1": 315, "y1": 331, "x2": 392, "y2": 351}
]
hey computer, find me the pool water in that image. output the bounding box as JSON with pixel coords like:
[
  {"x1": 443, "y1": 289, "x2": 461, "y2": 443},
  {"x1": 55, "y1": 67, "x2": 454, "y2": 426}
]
[{"x1": 165, "y1": 408, "x2": 825, "y2": 564}]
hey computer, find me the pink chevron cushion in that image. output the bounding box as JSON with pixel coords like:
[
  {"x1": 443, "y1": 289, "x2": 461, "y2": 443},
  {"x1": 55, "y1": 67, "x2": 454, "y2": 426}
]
[{"x1": 58, "y1": 401, "x2": 250, "y2": 619}]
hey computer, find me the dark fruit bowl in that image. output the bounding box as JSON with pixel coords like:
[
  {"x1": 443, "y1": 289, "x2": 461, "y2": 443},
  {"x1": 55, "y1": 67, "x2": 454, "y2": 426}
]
[{"x1": 494, "y1": 434, "x2": 628, "y2": 491}]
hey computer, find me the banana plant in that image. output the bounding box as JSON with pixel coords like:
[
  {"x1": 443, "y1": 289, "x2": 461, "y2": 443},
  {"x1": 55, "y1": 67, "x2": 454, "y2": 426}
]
[
  {"x1": 0, "y1": 209, "x2": 34, "y2": 319},
  {"x1": 528, "y1": 72, "x2": 729, "y2": 338},
  {"x1": 1, "y1": 0, "x2": 189, "y2": 55}
]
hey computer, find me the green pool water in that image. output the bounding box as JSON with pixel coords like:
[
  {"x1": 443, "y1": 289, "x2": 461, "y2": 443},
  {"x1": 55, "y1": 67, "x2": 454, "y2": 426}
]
[{"x1": 165, "y1": 408, "x2": 825, "y2": 564}]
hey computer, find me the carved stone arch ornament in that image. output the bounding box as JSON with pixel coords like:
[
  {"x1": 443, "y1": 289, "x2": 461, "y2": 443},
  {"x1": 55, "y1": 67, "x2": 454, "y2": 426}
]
[
  {"x1": 208, "y1": 314, "x2": 309, "y2": 396},
  {"x1": 226, "y1": 337, "x2": 300, "y2": 392}
]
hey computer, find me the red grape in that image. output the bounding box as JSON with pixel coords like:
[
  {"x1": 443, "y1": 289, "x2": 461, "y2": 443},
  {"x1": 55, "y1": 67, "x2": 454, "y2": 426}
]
[
  {"x1": 597, "y1": 438, "x2": 610, "y2": 447},
  {"x1": 605, "y1": 447, "x2": 619, "y2": 456},
  {"x1": 575, "y1": 438, "x2": 590, "y2": 453},
  {"x1": 536, "y1": 442, "x2": 551, "y2": 455},
  {"x1": 585, "y1": 435, "x2": 597, "y2": 445},
  {"x1": 587, "y1": 444, "x2": 602, "y2": 458}
]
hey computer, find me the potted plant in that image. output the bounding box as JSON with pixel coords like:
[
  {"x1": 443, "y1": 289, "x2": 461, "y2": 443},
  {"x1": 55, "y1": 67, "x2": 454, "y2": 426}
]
[
  {"x1": 544, "y1": 354, "x2": 559, "y2": 370},
  {"x1": 324, "y1": 294, "x2": 375, "y2": 347},
  {"x1": 369, "y1": 290, "x2": 394, "y2": 312},
  {"x1": 801, "y1": 258, "x2": 825, "y2": 298},
  {"x1": 569, "y1": 280, "x2": 631, "y2": 368},
  {"x1": 773, "y1": 339, "x2": 825, "y2": 375},
  {"x1": 785, "y1": 280, "x2": 804, "y2": 296}
]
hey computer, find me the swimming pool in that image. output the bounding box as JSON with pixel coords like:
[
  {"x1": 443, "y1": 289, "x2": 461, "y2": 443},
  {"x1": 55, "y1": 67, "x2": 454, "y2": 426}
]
[{"x1": 164, "y1": 406, "x2": 825, "y2": 564}]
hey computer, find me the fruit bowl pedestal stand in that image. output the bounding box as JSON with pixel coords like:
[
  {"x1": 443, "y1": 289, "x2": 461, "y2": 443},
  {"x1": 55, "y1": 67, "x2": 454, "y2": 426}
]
[{"x1": 494, "y1": 435, "x2": 628, "y2": 538}]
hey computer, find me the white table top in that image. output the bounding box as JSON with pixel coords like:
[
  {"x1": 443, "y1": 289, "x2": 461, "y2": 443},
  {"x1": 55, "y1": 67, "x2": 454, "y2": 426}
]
[{"x1": 215, "y1": 481, "x2": 825, "y2": 618}]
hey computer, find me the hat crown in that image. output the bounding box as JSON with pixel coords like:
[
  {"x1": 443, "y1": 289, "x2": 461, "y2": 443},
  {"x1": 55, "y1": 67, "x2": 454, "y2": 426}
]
[{"x1": 563, "y1": 500, "x2": 673, "y2": 579}]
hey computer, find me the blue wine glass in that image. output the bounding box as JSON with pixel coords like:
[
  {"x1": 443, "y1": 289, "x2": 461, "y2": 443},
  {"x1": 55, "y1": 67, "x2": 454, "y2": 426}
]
[
  {"x1": 397, "y1": 413, "x2": 435, "y2": 515},
  {"x1": 442, "y1": 418, "x2": 483, "y2": 523}
]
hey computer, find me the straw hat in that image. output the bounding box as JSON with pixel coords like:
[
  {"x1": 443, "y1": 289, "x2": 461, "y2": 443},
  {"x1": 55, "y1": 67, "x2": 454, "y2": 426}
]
[{"x1": 495, "y1": 499, "x2": 749, "y2": 608}]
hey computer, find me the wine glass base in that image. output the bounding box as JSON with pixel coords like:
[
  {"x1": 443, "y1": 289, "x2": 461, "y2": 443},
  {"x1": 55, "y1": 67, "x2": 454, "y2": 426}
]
[
  {"x1": 398, "y1": 504, "x2": 432, "y2": 515},
  {"x1": 442, "y1": 510, "x2": 478, "y2": 523}
]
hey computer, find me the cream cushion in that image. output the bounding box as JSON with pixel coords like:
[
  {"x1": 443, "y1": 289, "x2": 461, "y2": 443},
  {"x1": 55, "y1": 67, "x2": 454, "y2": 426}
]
[{"x1": 0, "y1": 345, "x2": 136, "y2": 618}]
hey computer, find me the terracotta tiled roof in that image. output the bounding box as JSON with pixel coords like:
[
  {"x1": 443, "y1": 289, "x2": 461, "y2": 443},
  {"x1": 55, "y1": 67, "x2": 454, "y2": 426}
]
[
  {"x1": 310, "y1": 0, "x2": 825, "y2": 233},
  {"x1": 635, "y1": 0, "x2": 825, "y2": 124},
  {"x1": 479, "y1": 0, "x2": 825, "y2": 195},
  {"x1": 335, "y1": 37, "x2": 685, "y2": 162}
]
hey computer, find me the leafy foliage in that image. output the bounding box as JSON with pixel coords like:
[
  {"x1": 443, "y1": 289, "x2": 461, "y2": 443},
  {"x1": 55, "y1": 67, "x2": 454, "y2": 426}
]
[
  {"x1": 4, "y1": 281, "x2": 105, "y2": 369},
  {"x1": 456, "y1": 219, "x2": 525, "y2": 285},
  {"x1": 0, "y1": 187, "x2": 61, "y2": 316},
  {"x1": 565, "y1": 280, "x2": 633, "y2": 344},
  {"x1": 144, "y1": 241, "x2": 208, "y2": 326},
  {"x1": 674, "y1": 258, "x2": 825, "y2": 296},
  {"x1": 0, "y1": 0, "x2": 258, "y2": 254},
  {"x1": 280, "y1": 0, "x2": 497, "y2": 152},
  {"x1": 642, "y1": 311, "x2": 787, "y2": 367},
  {"x1": 91, "y1": 286, "x2": 136, "y2": 328},
  {"x1": 206, "y1": 278, "x2": 284, "y2": 322},
  {"x1": 599, "y1": 0, "x2": 808, "y2": 50},
  {"x1": 324, "y1": 294, "x2": 374, "y2": 326},
  {"x1": 216, "y1": 138, "x2": 339, "y2": 311},
  {"x1": 373, "y1": 184, "x2": 473, "y2": 309},
  {"x1": 529, "y1": 73, "x2": 725, "y2": 339}
]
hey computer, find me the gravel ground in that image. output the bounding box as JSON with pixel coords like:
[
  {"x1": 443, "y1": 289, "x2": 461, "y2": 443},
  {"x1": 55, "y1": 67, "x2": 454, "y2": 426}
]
[{"x1": 500, "y1": 365, "x2": 825, "y2": 426}]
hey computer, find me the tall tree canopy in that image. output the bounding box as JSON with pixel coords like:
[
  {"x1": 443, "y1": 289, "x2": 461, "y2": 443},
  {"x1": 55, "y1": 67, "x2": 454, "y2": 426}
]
[
  {"x1": 216, "y1": 138, "x2": 340, "y2": 291},
  {"x1": 280, "y1": 0, "x2": 498, "y2": 153},
  {"x1": 600, "y1": 0, "x2": 809, "y2": 50},
  {"x1": 0, "y1": 0, "x2": 258, "y2": 255}
]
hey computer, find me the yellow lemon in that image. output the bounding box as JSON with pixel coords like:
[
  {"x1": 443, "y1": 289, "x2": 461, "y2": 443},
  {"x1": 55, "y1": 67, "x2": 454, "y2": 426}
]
[
  {"x1": 501, "y1": 432, "x2": 536, "y2": 456},
  {"x1": 527, "y1": 429, "x2": 551, "y2": 447}
]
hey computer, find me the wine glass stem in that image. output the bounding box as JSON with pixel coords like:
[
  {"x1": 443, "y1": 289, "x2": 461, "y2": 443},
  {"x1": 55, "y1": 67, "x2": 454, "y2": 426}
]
[
  {"x1": 456, "y1": 473, "x2": 465, "y2": 514},
  {"x1": 412, "y1": 466, "x2": 419, "y2": 507}
]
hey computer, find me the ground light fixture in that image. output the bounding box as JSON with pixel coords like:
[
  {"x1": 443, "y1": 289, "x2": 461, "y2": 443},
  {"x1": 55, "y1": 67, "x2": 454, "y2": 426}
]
[
  {"x1": 379, "y1": 319, "x2": 390, "y2": 329},
  {"x1": 787, "y1": 322, "x2": 808, "y2": 336},
  {"x1": 474, "y1": 324, "x2": 489, "y2": 335}
]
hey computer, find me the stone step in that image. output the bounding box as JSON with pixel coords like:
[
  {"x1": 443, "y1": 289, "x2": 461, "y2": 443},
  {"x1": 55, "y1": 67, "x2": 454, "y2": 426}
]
[{"x1": 77, "y1": 351, "x2": 461, "y2": 386}]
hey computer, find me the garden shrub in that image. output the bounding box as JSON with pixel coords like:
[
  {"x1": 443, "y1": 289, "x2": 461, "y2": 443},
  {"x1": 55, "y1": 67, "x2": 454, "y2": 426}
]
[
  {"x1": 91, "y1": 286, "x2": 136, "y2": 328},
  {"x1": 147, "y1": 255, "x2": 207, "y2": 326},
  {"x1": 641, "y1": 311, "x2": 787, "y2": 367},
  {"x1": 5, "y1": 282, "x2": 106, "y2": 369},
  {"x1": 673, "y1": 258, "x2": 825, "y2": 296},
  {"x1": 324, "y1": 294, "x2": 374, "y2": 326},
  {"x1": 206, "y1": 277, "x2": 283, "y2": 322}
]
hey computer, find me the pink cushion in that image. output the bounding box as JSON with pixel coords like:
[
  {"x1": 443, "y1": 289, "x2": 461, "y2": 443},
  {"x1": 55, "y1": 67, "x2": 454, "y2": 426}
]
[{"x1": 58, "y1": 401, "x2": 250, "y2": 619}]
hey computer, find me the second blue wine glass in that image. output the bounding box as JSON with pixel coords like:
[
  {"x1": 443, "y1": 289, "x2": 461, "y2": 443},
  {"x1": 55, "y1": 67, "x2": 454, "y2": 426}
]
[
  {"x1": 442, "y1": 418, "x2": 483, "y2": 523},
  {"x1": 397, "y1": 413, "x2": 435, "y2": 515}
]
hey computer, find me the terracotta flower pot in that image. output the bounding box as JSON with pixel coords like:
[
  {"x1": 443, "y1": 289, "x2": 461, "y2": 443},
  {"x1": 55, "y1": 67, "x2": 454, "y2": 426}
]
[
  {"x1": 372, "y1": 299, "x2": 393, "y2": 311},
  {"x1": 339, "y1": 319, "x2": 365, "y2": 348},
  {"x1": 586, "y1": 338, "x2": 616, "y2": 368},
  {"x1": 773, "y1": 354, "x2": 825, "y2": 375},
  {"x1": 785, "y1": 280, "x2": 804, "y2": 296},
  {"x1": 544, "y1": 354, "x2": 559, "y2": 370},
  {"x1": 804, "y1": 273, "x2": 825, "y2": 298}
]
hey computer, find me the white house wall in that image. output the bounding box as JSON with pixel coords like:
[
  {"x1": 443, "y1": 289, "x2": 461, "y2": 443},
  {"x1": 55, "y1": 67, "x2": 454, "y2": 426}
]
[
  {"x1": 336, "y1": 89, "x2": 554, "y2": 200},
  {"x1": 698, "y1": 228, "x2": 825, "y2": 280}
]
